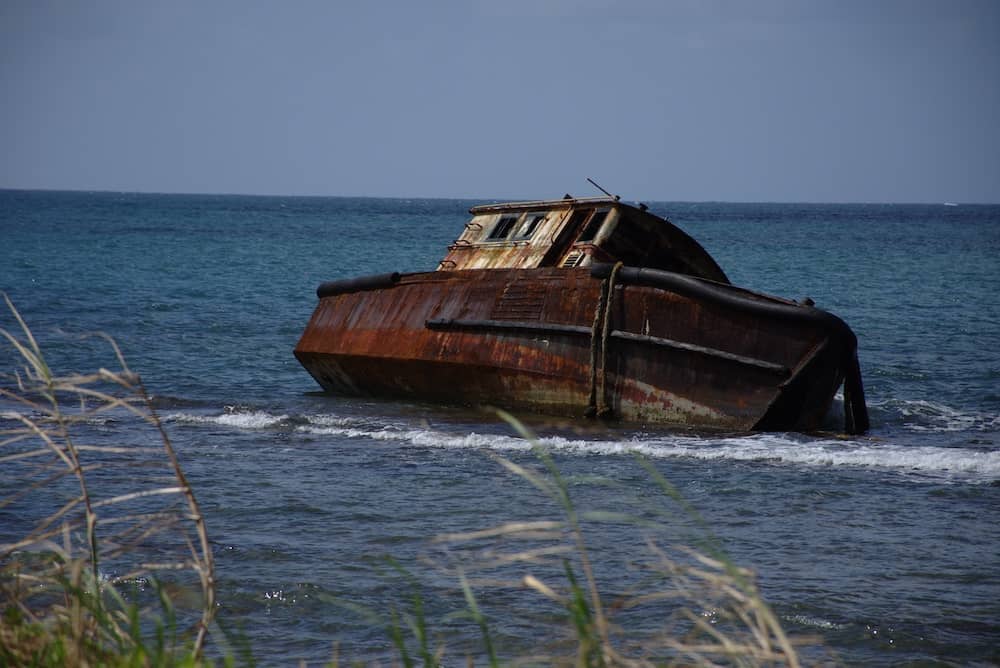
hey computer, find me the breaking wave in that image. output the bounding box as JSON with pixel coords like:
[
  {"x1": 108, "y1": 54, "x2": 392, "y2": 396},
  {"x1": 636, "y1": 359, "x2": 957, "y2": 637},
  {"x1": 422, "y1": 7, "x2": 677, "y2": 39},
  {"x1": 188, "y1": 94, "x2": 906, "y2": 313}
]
[
  {"x1": 164, "y1": 408, "x2": 1000, "y2": 482},
  {"x1": 876, "y1": 398, "x2": 1000, "y2": 433}
]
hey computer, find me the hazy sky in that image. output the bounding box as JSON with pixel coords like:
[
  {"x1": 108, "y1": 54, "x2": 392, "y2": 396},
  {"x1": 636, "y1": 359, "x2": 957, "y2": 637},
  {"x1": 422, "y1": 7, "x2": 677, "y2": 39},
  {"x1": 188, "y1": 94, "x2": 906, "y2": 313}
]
[{"x1": 2, "y1": 0, "x2": 998, "y2": 202}]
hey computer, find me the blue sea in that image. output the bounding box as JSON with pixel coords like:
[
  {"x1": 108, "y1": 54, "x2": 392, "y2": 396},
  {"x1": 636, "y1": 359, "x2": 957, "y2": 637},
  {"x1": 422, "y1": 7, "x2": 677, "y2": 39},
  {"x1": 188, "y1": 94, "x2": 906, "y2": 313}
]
[{"x1": 2, "y1": 190, "x2": 998, "y2": 665}]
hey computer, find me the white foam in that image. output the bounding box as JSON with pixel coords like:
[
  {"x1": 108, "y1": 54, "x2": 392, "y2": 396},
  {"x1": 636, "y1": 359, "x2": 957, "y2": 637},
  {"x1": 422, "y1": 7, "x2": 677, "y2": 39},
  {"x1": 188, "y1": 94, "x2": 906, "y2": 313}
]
[
  {"x1": 169, "y1": 409, "x2": 1000, "y2": 482},
  {"x1": 785, "y1": 614, "x2": 847, "y2": 631},
  {"x1": 301, "y1": 422, "x2": 535, "y2": 451},
  {"x1": 165, "y1": 410, "x2": 288, "y2": 430},
  {"x1": 633, "y1": 436, "x2": 1000, "y2": 478},
  {"x1": 879, "y1": 398, "x2": 1000, "y2": 433}
]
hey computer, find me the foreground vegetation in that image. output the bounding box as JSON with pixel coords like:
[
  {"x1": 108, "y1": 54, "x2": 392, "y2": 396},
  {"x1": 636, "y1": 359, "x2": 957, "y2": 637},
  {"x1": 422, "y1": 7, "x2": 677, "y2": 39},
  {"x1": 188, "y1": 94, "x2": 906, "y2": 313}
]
[
  {"x1": 0, "y1": 296, "x2": 215, "y2": 666},
  {"x1": 1, "y1": 298, "x2": 810, "y2": 666}
]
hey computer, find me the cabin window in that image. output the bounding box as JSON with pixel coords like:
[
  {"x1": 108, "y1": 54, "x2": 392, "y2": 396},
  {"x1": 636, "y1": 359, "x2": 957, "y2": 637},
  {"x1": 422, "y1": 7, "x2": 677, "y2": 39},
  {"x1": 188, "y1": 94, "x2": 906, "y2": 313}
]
[
  {"x1": 564, "y1": 208, "x2": 593, "y2": 237},
  {"x1": 486, "y1": 215, "x2": 519, "y2": 241},
  {"x1": 577, "y1": 209, "x2": 610, "y2": 243},
  {"x1": 515, "y1": 213, "x2": 546, "y2": 239}
]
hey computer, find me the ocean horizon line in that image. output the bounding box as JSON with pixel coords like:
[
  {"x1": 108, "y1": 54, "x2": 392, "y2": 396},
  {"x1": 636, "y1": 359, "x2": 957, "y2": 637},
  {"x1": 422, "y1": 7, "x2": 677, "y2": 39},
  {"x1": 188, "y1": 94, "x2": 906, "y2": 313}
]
[{"x1": 2, "y1": 186, "x2": 996, "y2": 208}]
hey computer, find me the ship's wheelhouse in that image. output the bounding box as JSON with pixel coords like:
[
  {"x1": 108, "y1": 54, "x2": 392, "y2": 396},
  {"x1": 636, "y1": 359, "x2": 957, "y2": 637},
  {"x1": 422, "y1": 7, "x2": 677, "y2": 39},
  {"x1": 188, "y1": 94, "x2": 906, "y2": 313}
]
[{"x1": 437, "y1": 196, "x2": 729, "y2": 283}]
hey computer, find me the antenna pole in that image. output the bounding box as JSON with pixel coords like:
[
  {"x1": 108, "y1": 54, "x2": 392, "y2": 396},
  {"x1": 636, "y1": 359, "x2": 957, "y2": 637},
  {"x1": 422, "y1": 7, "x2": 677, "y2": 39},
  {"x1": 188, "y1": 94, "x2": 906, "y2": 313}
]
[{"x1": 587, "y1": 177, "x2": 620, "y2": 201}]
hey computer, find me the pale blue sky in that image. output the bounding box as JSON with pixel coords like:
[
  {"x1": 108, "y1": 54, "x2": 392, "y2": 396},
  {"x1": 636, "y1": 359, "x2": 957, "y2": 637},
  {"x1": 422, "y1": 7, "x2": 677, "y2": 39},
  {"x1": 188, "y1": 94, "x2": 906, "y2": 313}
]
[{"x1": 2, "y1": 0, "x2": 998, "y2": 202}]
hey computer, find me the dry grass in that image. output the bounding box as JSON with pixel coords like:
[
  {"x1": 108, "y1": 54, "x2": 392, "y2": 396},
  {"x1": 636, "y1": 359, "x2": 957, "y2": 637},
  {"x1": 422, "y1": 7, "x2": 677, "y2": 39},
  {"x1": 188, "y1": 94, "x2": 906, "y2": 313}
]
[
  {"x1": 419, "y1": 411, "x2": 812, "y2": 667},
  {"x1": 0, "y1": 296, "x2": 215, "y2": 666}
]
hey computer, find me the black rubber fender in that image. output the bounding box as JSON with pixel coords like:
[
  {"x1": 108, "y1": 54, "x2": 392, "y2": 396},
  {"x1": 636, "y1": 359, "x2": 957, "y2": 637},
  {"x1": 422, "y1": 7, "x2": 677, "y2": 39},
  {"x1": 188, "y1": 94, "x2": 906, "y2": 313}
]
[
  {"x1": 317, "y1": 272, "x2": 401, "y2": 298},
  {"x1": 591, "y1": 263, "x2": 869, "y2": 434},
  {"x1": 591, "y1": 263, "x2": 857, "y2": 348}
]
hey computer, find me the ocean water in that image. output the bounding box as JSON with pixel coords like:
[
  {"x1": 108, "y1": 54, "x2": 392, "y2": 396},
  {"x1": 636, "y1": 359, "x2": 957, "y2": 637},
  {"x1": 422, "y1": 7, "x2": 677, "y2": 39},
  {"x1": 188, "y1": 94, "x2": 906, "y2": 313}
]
[{"x1": 2, "y1": 190, "x2": 998, "y2": 665}]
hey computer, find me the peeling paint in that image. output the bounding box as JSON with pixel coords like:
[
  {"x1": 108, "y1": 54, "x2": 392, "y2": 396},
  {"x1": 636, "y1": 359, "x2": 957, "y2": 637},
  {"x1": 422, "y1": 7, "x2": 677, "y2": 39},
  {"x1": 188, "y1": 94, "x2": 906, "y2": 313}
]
[{"x1": 295, "y1": 197, "x2": 864, "y2": 431}]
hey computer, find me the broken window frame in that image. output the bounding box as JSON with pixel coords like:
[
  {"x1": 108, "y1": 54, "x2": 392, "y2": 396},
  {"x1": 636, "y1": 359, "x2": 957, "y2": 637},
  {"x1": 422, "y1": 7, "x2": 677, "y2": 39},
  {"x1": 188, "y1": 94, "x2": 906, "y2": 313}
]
[
  {"x1": 514, "y1": 212, "x2": 546, "y2": 240},
  {"x1": 485, "y1": 214, "x2": 520, "y2": 241},
  {"x1": 576, "y1": 208, "x2": 610, "y2": 243}
]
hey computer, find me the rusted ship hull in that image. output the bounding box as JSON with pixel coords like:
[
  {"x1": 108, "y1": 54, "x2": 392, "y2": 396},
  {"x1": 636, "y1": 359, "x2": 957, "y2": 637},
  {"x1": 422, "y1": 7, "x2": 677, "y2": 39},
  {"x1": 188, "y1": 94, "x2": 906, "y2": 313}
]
[{"x1": 294, "y1": 265, "x2": 868, "y2": 432}]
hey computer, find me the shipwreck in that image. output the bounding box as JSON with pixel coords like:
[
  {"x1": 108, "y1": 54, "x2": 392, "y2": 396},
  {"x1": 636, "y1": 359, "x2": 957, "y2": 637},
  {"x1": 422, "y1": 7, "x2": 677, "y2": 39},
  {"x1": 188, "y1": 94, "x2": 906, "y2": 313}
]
[{"x1": 295, "y1": 190, "x2": 869, "y2": 433}]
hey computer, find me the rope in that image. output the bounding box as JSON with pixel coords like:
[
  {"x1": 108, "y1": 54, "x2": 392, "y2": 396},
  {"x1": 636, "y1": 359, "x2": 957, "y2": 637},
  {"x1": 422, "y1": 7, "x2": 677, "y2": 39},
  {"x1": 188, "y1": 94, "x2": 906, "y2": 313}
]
[
  {"x1": 597, "y1": 262, "x2": 623, "y2": 417},
  {"x1": 586, "y1": 261, "x2": 624, "y2": 419},
  {"x1": 585, "y1": 276, "x2": 608, "y2": 418}
]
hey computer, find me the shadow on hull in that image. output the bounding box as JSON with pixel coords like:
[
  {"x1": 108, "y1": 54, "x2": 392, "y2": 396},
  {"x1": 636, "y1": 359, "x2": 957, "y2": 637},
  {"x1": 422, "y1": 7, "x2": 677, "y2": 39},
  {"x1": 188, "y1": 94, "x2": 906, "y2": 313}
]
[{"x1": 296, "y1": 261, "x2": 868, "y2": 433}]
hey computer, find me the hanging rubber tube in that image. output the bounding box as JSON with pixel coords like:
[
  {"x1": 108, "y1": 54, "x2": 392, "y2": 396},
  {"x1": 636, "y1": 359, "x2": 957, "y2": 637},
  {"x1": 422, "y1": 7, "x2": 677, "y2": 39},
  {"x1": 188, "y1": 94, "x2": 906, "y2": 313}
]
[{"x1": 843, "y1": 353, "x2": 870, "y2": 435}]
